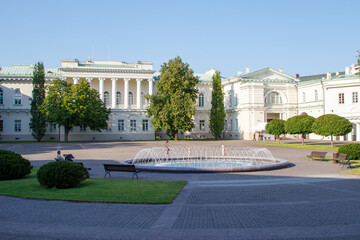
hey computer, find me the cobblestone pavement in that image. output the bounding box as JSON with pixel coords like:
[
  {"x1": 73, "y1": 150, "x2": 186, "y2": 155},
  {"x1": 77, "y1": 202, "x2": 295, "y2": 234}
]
[{"x1": 1, "y1": 140, "x2": 360, "y2": 239}]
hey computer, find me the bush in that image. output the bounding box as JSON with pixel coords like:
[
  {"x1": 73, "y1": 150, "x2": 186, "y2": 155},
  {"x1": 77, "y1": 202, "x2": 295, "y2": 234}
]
[
  {"x1": 37, "y1": 161, "x2": 89, "y2": 189},
  {"x1": 0, "y1": 150, "x2": 32, "y2": 180},
  {"x1": 338, "y1": 143, "x2": 360, "y2": 160}
]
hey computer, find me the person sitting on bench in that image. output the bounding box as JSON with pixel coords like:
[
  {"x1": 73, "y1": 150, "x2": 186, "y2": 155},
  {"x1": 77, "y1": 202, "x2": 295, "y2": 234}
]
[{"x1": 56, "y1": 151, "x2": 73, "y2": 162}]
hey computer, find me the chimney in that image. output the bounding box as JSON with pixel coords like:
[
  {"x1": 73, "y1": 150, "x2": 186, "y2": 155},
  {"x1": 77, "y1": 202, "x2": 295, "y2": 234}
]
[
  {"x1": 295, "y1": 74, "x2": 299, "y2": 78},
  {"x1": 279, "y1": 68, "x2": 283, "y2": 73},
  {"x1": 237, "y1": 71, "x2": 243, "y2": 76},
  {"x1": 336, "y1": 71, "x2": 340, "y2": 76},
  {"x1": 246, "y1": 67, "x2": 250, "y2": 74},
  {"x1": 326, "y1": 72, "x2": 332, "y2": 79}
]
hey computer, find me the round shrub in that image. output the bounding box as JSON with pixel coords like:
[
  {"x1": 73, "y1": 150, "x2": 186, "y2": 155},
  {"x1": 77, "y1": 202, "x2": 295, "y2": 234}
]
[
  {"x1": 37, "y1": 161, "x2": 89, "y2": 189},
  {"x1": 338, "y1": 143, "x2": 360, "y2": 160},
  {"x1": 0, "y1": 150, "x2": 32, "y2": 180}
]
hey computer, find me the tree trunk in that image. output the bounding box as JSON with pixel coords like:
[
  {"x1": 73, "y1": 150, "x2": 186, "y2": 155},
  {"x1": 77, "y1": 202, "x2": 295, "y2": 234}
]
[
  {"x1": 174, "y1": 131, "x2": 179, "y2": 141},
  {"x1": 331, "y1": 135, "x2": 333, "y2": 148},
  {"x1": 278, "y1": 135, "x2": 281, "y2": 144},
  {"x1": 64, "y1": 126, "x2": 71, "y2": 142},
  {"x1": 302, "y1": 134, "x2": 305, "y2": 145}
]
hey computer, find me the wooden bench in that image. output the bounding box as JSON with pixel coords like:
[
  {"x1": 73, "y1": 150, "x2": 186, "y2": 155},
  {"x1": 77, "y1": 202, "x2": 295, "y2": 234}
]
[
  {"x1": 103, "y1": 164, "x2": 140, "y2": 180},
  {"x1": 306, "y1": 151, "x2": 327, "y2": 160},
  {"x1": 339, "y1": 155, "x2": 352, "y2": 169},
  {"x1": 333, "y1": 153, "x2": 348, "y2": 164}
]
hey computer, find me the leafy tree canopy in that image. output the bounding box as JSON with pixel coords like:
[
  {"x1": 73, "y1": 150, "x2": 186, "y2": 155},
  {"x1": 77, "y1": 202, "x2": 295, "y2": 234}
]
[
  {"x1": 265, "y1": 119, "x2": 286, "y2": 143},
  {"x1": 285, "y1": 114, "x2": 315, "y2": 145},
  {"x1": 41, "y1": 79, "x2": 110, "y2": 141},
  {"x1": 209, "y1": 70, "x2": 225, "y2": 140},
  {"x1": 146, "y1": 56, "x2": 199, "y2": 140}
]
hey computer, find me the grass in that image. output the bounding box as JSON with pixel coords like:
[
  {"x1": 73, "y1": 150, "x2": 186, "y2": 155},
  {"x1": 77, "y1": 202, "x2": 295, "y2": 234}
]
[
  {"x1": 249, "y1": 142, "x2": 339, "y2": 151},
  {"x1": 341, "y1": 168, "x2": 360, "y2": 175},
  {"x1": 0, "y1": 168, "x2": 187, "y2": 204}
]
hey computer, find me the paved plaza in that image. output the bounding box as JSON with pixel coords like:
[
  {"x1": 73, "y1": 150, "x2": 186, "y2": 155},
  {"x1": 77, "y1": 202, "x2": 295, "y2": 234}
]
[{"x1": 1, "y1": 140, "x2": 360, "y2": 239}]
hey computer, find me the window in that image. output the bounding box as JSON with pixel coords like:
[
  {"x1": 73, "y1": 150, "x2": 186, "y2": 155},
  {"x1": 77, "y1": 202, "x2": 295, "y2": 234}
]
[
  {"x1": 302, "y1": 92, "x2": 306, "y2": 103},
  {"x1": 106, "y1": 120, "x2": 112, "y2": 131},
  {"x1": 80, "y1": 125, "x2": 86, "y2": 132},
  {"x1": 118, "y1": 119, "x2": 124, "y2": 131},
  {"x1": 199, "y1": 93, "x2": 204, "y2": 107},
  {"x1": 0, "y1": 120, "x2": 3, "y2": 132},
  {"x1": 353, "y1": 92, "x2": 358, "y2": 103},
  {"x1": 142, "y1": 119, "x2": 149, "y2": 131},
  {"x1": 130, "y1": 120, "x2": 136, "y2": 131},
  {"x1": 314, "y1": 90, "x2": 318, "y2": 101},
  {"x1": 224, "y1": 120, "x2": 227, "y2": 130},
  {"x1": 14, "y1": 89, "x2": 22, "y2": 105},
  {"x1": 128, "y1": 92, "x2": 134, "y2": 106},
  {"x1": 50, "y1": 123, "x2": 57, "y2": 132},
  {"x1": 0, "y1": 88, "x2": 3, "y2": 104},
  {"x1": 141, "y1": 92, "x2": 146, "y2": 106},
  {"x1": 234, "y1": 94, "x2": 238, "y2": 106},
  {"x1": 235, "y1": 119, "x2": 238, "y2": 130},
  {"x1": 104, "y1": 91, "x2": 109, "y2": 105},
  {"x1": 199, "y1": 120, "x2": 205, "y2": 131},
  {"x1": 266, "y1": 92, "x2": 282, "y2": 104},
  {"x1": 339, "y1": 93, "x2": 344, "y2": 104},
  {"x1": 14, "y1": 120, "x2": 21, "y2": 132},
  {"x1": 228, "y1": 91, "x2": 232, "y2": 107},
  {"x1": 116, "y1": 91, "x2": 122, "y2": 105},
  {"x1": 230, "y1": 120, "x2": 233, "y2": 131}
]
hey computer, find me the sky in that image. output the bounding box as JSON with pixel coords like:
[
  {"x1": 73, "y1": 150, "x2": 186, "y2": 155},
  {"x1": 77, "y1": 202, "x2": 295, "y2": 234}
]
[{"x1": 1, "y1": 0, "x2": 359, "y2": 78}]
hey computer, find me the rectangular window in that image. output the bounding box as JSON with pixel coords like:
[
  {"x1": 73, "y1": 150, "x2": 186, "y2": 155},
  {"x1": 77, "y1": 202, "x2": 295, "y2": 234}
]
[
  {"x1": 118, "y1": 119, "x2": 124, "y2": 131},
  {"x1": 199, "y1": 120, "x2": 205, "y2": 131},
  {"x1": 0, "y1": 120, "x2": 3, "y2": 132},
  {"x1": 130, "y1": 120, "x2": 136, "y2": 131},
  {"x1": 339, "y1": 93, "x2": 344, "y2": 104},
  {"x1": 224, "y1": 120, "x2": 227, "y2": 130},
  {"x1": 106, "y1": 120, "x2": 112, "y2": 132},
  {"x1": 353, "y1": 92, "x2": 358, "y2": 103},
  {"x1": 50, "y1": 123, "x2": 57, "y2": 132},
  {"x1": 142, "y1": 119, "x2": 149, "y2": 131},
  {"x1": 235, "y1": 119, "x2": 238, "y2": 130},
  {"x1": 15, "y1": 120, "x2": 21, "y2": 132},
  {"x1": 230, "y1": 120, "x2": 233, "y2": 131},
  {"x1": 80, "y1": 125, "x2": 86, "y2": 132}
]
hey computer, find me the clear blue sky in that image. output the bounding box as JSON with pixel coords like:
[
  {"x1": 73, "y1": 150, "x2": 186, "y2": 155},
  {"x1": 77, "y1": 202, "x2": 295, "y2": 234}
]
[{"x1": 1, "y1": 0, "x2": 359, "y2": 77}]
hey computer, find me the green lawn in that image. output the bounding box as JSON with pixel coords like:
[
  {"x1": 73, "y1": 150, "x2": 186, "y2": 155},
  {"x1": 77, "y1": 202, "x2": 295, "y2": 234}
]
[
  {"x1": 249, "y1": 142, "x2": 339, "y2": 151},
  {"x1": 0, "y1": 168, "x2": 187, "y2": 204}
]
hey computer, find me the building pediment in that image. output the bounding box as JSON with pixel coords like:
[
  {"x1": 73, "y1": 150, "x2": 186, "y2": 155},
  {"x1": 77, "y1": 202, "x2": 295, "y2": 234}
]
[{"x1": 240, "y1": 68, "x2": 298, "y2": 83}]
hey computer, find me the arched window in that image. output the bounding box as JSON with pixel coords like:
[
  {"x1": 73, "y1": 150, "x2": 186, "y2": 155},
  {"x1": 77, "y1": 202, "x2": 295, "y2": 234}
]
[
  {"x1": 116, "y1": 91, "x2": 122, "y2": 105},
  {"x1": 314, "y1": 90, "x2": 318, "y2": 101},
  {"x1": 266, "y1": 92, "x2": 282, "y2": 104},
  {"x1": 199, "y1": 93, "x2": 204, "y2": 107},
  {"x1": 103, "y1": 91, "x2": 109, "y2": 105},
  {"x1": 128, "y1": 92, "x2": 134, "y2": 105},
  {"x1": 0, "y1": 88, "x2": 3, "y2": 105},
  {"x1": 302, "y1": 92, "x2": 306, "y2": 103},
  {"x1": 14, "y1": 89, "x2": 22, "y2": 105}
]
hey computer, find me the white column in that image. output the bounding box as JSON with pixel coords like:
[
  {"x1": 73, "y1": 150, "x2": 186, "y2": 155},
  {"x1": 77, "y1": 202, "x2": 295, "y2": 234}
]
[
  {"x1": 111, "y1": 78, "x2": 118, "y2": 109},
  {"x1": 99, "y1": 78, "x2": 105, "y2": 102},
  {"x1": 148, "y1": 78, "x2": 154, "y2": 96},
  {"x1": 73, "y1": 77, "x2": 79, "y2": 84},
  {"x1": 136, "y1": 78, "x2": 142, "y2": 109},
  {"x1": 86, "y1": 77, "x2": 93, "y2": 87},
  {"x1": 340, "y1": 136, "x2": 344, "y2": 141},
  {"x1": 356, "y1": 123, "x2": 360, "y2": 141},
  {"x1": 124, "y1": 78, "x2": 130, "y2": 109}
]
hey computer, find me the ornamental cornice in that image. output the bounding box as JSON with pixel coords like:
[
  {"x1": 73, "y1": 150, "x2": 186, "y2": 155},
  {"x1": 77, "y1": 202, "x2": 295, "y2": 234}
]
[{"x1": 58, "y1": 68, "x2": 155, "y2": 75}]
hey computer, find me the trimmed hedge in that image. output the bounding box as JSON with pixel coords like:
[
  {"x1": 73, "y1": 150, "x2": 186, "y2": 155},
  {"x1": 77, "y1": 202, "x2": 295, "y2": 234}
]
[
  {"x1": 338, "y1": 143, "x2": 360, "y2": 160},
  {"x1": 37, "y1": 161, "x2": 89, "y2": 189},
  {"x1": 0, "y1": 150, "x2": 32, "y2": 180}
]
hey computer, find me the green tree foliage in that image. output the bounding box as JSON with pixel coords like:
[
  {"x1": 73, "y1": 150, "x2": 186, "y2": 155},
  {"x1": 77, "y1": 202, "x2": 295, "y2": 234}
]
[
  {"x1": 146, "y1": 56, "x2": 199, "y2": 140},
  {"x1": 284, "y1": 114, "x2": 315, "y2": 145},
  {"x1": 41, "y1": 79, "x2": 110, "y2": 141},
  {"x1": 209, "y1": 71, "x2": 225, "y2": 139},
  {"x1": 265, "y1": 119, "x2": 286, "y2": 144},
  {"x1": 30, "y1": 62, "x2": 46, "y2": 141},
  {"x1": 312, "y1": 114, "x2": 353, "y2": 148}
]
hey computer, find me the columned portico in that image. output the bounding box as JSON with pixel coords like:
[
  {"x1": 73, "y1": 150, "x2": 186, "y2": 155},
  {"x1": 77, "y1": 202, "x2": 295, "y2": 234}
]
[
  {"x1": 356, "y1": 123, "x2": 360, "y2": 141},
  {"x1": 86, "y1": 77, "x2": 92, "y2": 87},
  {"x1": 124, "y1": 78, "x2": 130, "y2": 109},
  {"x1": 148, "y1": 78, "x2": 154, "y2": 96},
  {"x1": 99, "y1": 78, "x2": 105, "y2": 101},
  {"x1": 73, "y1": 77, "x2": 79, "y2": 84},
  {"x1": 136, "y1": 78, "x2": 142, "y2": 109},
  {"x1": 111, "y1": 78, "x2": 118, "y2": 108}
]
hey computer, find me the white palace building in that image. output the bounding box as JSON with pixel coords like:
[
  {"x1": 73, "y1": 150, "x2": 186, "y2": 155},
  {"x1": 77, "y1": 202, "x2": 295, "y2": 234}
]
[{"x1": 0, "y1": 59, "x2": 359, "y2": 142}]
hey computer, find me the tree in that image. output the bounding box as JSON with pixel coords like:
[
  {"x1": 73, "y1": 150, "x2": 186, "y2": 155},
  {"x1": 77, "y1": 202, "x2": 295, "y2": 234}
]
[
  {"x1": 30, "y1": 62, "x2": 46, "y2": 141},
  {"x1": 209, "y1": 71, "x2": 225, "y2": 139},
  {"x1": 312, "y1": 114, "x2": 352, "y2": 148},
  {"x1": 41, "y1": 79, "x2": 110, "y2": 142},
  {"x1": 146, "y1": 56, "x2": 199, "y2": 140},
  {"x1": 284, "y1": 114, "x2": 315, "y2": 145},
  {"x1": 265, "y1": 119, "x2": 286, "y2": 144}
]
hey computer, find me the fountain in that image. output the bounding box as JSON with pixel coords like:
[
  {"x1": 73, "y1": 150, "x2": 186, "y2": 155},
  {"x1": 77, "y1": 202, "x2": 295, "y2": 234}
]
[{"x1": 123, "y1": 146, "x2": 289, "y2": 173}]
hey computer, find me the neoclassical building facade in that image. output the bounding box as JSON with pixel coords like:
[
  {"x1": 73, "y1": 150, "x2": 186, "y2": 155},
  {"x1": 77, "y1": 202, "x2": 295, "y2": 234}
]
[{"x1": 0, "y1": 59, "x2": 359, "y2": 142}]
